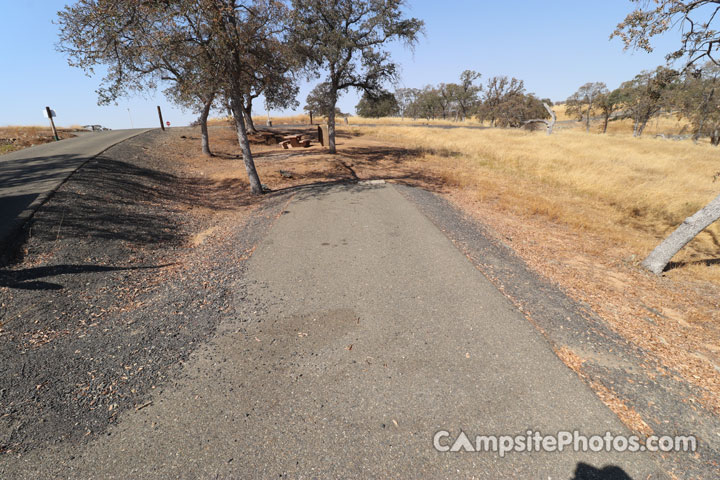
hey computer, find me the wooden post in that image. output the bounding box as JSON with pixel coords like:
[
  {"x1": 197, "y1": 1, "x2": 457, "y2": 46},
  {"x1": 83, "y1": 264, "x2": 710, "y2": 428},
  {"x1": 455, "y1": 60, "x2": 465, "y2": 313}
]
[
  {"x1": 309, "y1": 111, "x2": 313, "y2": 125},
  {"x1": 157, "y1": 106, "x2": 165, "y2": 131},
  {"x1": 317, "y1": 124, "x2": 329, "y2": 147},
  {"x1": 46, "y1": 106, "x2": 59, "y2": 141}
]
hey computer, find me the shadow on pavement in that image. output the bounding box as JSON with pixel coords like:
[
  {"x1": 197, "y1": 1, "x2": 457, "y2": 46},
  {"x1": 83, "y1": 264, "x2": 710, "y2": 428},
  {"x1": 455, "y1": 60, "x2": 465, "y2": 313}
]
[
  {"x1": 572, "y1": 462, "x2": 633, "y2": 480},
  {"x1": 0, "y1": 263, "x2": 173, "y2": 290}
]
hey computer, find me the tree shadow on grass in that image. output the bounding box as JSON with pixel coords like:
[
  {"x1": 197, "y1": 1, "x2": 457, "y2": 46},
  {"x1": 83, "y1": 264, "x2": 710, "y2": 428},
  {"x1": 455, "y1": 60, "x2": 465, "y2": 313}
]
[{"x1": 665, "y1": 257, "x2": 720, "y2": 271}]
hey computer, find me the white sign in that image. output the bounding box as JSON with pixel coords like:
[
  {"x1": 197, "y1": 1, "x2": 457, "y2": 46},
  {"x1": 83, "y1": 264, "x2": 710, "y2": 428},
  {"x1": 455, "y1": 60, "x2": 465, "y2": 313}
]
[{"x1": 43, "y1": 109, "x2": 56, "y2": 118}]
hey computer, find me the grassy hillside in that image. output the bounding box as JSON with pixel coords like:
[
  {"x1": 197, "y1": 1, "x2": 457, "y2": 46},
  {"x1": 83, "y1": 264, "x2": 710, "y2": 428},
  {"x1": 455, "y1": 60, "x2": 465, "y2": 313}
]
[{"x1": 358, "y1": 125, "x2": 720, "y2": 281}]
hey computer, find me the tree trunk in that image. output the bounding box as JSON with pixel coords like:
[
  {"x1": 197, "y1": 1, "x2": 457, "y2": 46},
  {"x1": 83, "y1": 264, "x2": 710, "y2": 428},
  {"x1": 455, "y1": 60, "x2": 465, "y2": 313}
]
[
  {"x1": 632, "y1": 119, "x2": 640, "y2": 137},
  {"x1": 523, "y1": 104, "x2": 556, "y2": 135},
  {"x1": 693, "y1": 124, "x2": 704, "y2": 143},
  {"x1": 199, "y1": 97, "x2": 213, "y2": 156},
  {"x1": 309, "y1": 111, "x2": 313, "y2": 125},
  {"x1": 712, "y1": 130, "x2": 720, "y2": 146},
  {"x1": 327, "y1": 86, "x2": 338, "y2": 154},
  {"x1": 241, "y1": 99, "x2": 258, "y2": 134},
  {"x1": 642, "y1": 193, "x2": 720, "y2": 274},
  {"x1": 585, "y1": 104, "x2": 591, "y2": 132},
  {"x1": 543, "y1": 102, "x2": 556, "y2": 135},
  {"x1": 694, "y1": 88, "x2": 714, "y2": 143},
  {"x1": 602, "y1": 114, "x2": 609, "y2": 134},
  {"x1": 328, "y1": 106, "x2": 337, "y2": 154},
  {"x1": 230, "y1": 96, "x2": 263, "y2": 195},
  {"x1": 637, "y1": 119, "x2": 648, "y2": 137}
]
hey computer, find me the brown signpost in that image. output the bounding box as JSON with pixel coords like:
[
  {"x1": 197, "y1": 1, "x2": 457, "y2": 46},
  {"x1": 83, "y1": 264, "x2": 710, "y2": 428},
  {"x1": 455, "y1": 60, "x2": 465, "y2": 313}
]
[
  {"x1": 157, "y1": 106, "x2": 165, "y2": 131},
  {"x1": 45, "y1": 106, "x2": 59, "y2": 141}
]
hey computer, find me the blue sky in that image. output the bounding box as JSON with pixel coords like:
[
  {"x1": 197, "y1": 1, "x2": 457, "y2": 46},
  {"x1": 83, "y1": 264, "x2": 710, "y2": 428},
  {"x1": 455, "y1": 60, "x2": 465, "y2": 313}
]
[{"x1": 0, "y1": 1, "x2": 680, "y2": 129}]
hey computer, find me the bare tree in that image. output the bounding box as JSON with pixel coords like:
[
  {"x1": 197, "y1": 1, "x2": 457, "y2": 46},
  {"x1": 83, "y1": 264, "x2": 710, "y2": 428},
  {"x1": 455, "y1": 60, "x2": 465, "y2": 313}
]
[
  {"x1": 290, "y1": 0, "x2": 423, "y2": 154},
  {"x1": 524, "y1": 103, "x2": 556, "y2": 135}
]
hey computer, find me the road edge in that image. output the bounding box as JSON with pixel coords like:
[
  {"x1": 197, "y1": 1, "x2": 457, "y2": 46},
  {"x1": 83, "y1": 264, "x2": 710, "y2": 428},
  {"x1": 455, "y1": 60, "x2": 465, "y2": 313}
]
[{"x1": 0, "y1": 129, "x2": 152, "y2": 266}]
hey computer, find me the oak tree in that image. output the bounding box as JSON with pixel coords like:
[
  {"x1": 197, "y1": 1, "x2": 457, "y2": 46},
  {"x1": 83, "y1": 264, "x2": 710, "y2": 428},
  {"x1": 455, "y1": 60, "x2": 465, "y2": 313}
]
[
  {"x1": 355, "y1": 90, "x2": 399, "y2": 118},
  {"x1": 290, "y1": 0, "x2": 423, "y2": 153},
  {"x1": 565, "y1": 82, "x2": 608, "y2": 132},
  {"x1": 58, "y1": 0, "x2": 290, "y2": 194},
  {"x1": 614, "y1": 0, "x2": 720, "y2": 272}
]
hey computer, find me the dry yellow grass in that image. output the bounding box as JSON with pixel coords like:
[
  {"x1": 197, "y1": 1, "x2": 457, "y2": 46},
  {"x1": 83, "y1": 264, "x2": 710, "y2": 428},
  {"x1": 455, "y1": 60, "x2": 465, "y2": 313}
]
[
  {"x1": 551, "y1": 103, "x2": 575, "y2": 122},
  {"x1": 0, "y1": 125, "x2": 78, "y2": 154},
  {"x1": 602, "y1": 114, "x2": 691, "y2": 136},
  {"x1": 211, "y1": 114, "x2": 318, "y2": 126},
  {"x1": 254, "y1": 114, "x2": 312, "y2": 125},
  {"x1": 346, "y1": 115, "x2": 487, "y2": 126},
  {"x1": 358, "y1": 125, "x2": 720, "y2": 280},
  {"x1": 553, "y1": 103, "x2": 692, "y2": 136}
]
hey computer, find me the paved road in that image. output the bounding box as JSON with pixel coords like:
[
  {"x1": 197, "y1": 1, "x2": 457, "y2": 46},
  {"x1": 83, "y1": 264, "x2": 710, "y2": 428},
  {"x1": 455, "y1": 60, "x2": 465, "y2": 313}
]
[
  {"x1": 0, "y1": 129, "x2": 149, "y2": 253},
  {"x1": 3, "y1": 183, "x2": 667, "y2": 479}
]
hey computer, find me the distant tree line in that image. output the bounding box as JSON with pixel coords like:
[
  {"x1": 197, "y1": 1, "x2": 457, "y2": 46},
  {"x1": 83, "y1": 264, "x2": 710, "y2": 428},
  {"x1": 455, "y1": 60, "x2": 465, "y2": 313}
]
[
  {"x1": 354, "y1": 70, "x2": 553, "y2": 127},
  {"x1": 352, "y1": 62, "x2": 720, "y2": 144},
  {"x1": 564, "y1": 63, "x2": 720, "y2": 143}
]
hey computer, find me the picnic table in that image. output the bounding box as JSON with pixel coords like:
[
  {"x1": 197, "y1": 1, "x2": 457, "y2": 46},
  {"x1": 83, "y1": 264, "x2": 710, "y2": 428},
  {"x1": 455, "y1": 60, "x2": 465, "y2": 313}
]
[{"x1": 280, "y1": 134, "x2": 311, "y2": 149}]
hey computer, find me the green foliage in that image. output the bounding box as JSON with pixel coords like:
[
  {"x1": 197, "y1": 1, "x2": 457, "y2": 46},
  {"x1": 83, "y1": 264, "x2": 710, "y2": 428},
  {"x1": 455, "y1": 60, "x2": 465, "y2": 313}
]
[
  {"x1": 304, "y1": 82, "x2": 346, "y2": 117},
  {"x1": 614, "y1": 1, "x2": 720, "y2": 66},
  {"x1": 674, "y1": 62, "x2": 720, "y2": 143},
  {"x1": 290, "y1": 0, "x2": 423, "y2": 151},
  {"x1": 617, "y1": 66, "x2": 678, "y2": 136},
  {"x1": 565, "y1": 82, "x2": 608, "y2": 125},
  {"x1": 355, "y1": 90, "x2": 399, "y2": 117}
]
